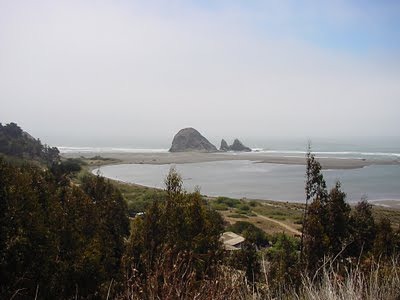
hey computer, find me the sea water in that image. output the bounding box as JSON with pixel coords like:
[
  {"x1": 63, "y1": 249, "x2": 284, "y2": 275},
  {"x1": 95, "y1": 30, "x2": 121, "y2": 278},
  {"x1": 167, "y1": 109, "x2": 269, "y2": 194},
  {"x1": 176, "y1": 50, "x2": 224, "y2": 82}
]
[
  {"x1": 59, "y1": 136, "x2": 400, "y2": 160},
  {"x1": 62, "y1": 136, "x2": 400, "y2": 203}
]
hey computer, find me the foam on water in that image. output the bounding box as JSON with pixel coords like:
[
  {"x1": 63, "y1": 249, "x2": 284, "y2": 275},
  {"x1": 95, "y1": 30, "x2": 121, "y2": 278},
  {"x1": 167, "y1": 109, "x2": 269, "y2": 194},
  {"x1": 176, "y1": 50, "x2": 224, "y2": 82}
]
[{"x1": 249, "y1": 149, "x2": 400, "y2": 159}]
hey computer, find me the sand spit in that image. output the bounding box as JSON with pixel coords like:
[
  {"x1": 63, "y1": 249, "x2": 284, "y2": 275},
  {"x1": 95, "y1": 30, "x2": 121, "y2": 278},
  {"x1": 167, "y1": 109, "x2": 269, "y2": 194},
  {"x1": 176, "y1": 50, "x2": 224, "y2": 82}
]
[{"x1": 63, "y1": 151, "x2": 400, "y2": 170}]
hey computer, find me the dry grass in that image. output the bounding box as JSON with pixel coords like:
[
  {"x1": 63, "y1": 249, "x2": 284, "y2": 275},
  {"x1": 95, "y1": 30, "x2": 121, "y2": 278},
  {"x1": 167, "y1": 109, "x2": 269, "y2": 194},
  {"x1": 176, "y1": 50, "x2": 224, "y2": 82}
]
[
  {"x1": 119, "y1": 251, "x2": 254, "y2": 300},
  {"x1": 372, "y1": 206, "x2": 400, "y2": 229},
  {"x1": 118, "y1": 251, "x2": 400, "y2": 300},
  {"x1": 299, "y1": 258, "x2": 400, "y2": 300}
]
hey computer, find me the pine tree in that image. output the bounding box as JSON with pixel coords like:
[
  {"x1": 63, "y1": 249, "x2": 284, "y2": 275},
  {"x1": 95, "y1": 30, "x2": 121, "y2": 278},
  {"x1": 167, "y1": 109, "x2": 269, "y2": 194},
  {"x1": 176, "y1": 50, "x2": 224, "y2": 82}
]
[
  {"x1": 301, "y1": 148, "x2": 329, "y2": 268},
  {"x1": 348, "y1": 199, "x2": 376, "y2": 257},
  {"x1": 266, "y1": 233, "x2": 300, "y2": 291},
  {"x1": 124, "y1": 168, "x2": 224, "y2": 284},
  {"x1": 302, "y1": 148, "x2": 350, "y2": 270},
  {"x1": 373, "y1": 217, "x2": 395, "y2": 258},
  {"x1": 326, "y1": 182, "x2": 350, "y2": 255}
]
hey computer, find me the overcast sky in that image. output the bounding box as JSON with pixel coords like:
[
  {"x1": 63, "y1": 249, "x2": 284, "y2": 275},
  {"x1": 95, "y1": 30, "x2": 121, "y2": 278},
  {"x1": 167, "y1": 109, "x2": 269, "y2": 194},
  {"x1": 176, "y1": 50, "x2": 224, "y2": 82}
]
[{"x1": 1, "y1": 0, "x2": 399, "y2": 146}]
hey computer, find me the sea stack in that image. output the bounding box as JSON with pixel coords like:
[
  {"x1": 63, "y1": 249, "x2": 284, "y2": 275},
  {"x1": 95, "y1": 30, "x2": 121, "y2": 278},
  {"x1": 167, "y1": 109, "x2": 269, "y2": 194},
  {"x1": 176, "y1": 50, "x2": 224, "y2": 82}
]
[
  {"x1": 230, "y1": 138, "x2": 252, "y2": 152},
  {"x1": 169, "y1": 128, "x2": 218, "y2": 152},
  {"x1": 220, "y1": 139, "x2": 230, "y2": 151},
  {"x1": 219, "y1": 138, "x2": 252, "y2": 152}
]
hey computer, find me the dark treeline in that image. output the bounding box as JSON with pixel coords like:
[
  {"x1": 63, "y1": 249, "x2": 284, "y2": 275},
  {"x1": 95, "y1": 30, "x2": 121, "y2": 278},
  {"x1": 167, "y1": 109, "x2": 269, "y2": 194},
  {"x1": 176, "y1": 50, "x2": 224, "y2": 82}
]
[
  {"x1": 0, "y1": 158, "x2": 130, "y2": 298},
  {"x1": 302, "y1": 150, "x2": 400, "y2": 268},
  {"x1": 2, "y1": 153, "x2": 399, "y2": 299},
  {"x1": 0, "y1": 158, "x2": 234, "y2": 298}
]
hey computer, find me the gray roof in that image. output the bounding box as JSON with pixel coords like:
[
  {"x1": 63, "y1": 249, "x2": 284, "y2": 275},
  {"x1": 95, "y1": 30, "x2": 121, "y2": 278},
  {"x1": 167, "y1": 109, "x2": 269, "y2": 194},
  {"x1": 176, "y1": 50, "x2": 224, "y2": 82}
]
[{"x1": 220, "y1": 231, "x2": 245, "y2": 250}]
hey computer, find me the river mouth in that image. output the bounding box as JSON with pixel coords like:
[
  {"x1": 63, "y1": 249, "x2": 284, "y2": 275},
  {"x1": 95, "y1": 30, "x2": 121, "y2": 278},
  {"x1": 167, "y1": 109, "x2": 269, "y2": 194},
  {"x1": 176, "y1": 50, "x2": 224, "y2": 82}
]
[{"x1": 93, "y1": 160, "x2": 400, "y2": 204}]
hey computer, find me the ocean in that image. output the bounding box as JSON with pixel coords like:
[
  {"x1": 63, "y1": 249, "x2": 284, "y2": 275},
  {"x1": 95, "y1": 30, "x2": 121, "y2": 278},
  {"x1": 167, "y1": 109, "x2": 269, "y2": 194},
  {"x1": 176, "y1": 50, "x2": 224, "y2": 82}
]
[
  {"x1": 59, "y1": 136, "x2": 400, "y2": 160},
  {"x1": 60, "y1": 136, "x2": 400, "y2": 204}
]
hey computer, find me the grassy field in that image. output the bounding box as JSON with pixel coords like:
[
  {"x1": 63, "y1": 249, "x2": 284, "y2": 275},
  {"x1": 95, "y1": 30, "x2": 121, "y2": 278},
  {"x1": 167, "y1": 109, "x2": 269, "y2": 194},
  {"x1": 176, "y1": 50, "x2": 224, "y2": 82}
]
[
  {"x1": 76, "y1": 156, "x2": 166, "y2": 215},
  {"x1": 110, "y1": 179, "x2": 400, "y2": 236}
]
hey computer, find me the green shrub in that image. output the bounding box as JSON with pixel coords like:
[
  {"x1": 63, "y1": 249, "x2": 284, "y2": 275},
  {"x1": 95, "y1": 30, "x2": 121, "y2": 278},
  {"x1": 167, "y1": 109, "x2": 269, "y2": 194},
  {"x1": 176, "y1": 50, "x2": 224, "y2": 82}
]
[
  {"x1": 228, "y1": 221, "x2": 269, "y2": 247},
  {"x1": 210, "y1": 202, "x2": 228, "y2": 211},
  {"x1": 216, "y1": 196, "x2": 241, "y2": 208},
  {"x1": 238, "y1": 203, "x2": 250, "y2": 211}
]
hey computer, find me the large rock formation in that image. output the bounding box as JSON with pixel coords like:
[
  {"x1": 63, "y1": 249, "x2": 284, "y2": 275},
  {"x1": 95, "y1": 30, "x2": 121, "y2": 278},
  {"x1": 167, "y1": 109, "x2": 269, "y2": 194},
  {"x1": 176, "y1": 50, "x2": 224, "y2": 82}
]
[
  {"x1": 220, "y1": 139, "x2": 230, "y2": 151},
  {"x1": 230, "y1": 138, "x2": 252, "y2": 152},
  {"x1": 219, "y1": 138, "x2": 252, "y2": 152},
  {"x1": 169, "y1": 128, "x2": 218, "y2": 152}
]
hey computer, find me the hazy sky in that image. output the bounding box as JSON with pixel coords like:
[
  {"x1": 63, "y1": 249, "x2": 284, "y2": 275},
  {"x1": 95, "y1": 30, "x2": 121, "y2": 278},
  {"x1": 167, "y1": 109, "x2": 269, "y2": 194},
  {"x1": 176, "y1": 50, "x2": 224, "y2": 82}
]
[{"x1": 1, "y1": 0, "x2": 399, "y2": 146}]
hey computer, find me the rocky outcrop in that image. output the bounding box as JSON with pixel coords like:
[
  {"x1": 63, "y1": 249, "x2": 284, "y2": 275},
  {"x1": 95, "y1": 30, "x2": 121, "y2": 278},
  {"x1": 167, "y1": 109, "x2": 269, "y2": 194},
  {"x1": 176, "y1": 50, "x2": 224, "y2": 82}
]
[
  {"x1": 169, "y1": 128, "x2": 218, "y2": 152},
  {"x1": 220, "y1": 139, "x2": 230, "y2": 151},
  {"x1": 219, "y1": 138, "x2": 252, "y2": 152},
  {"x1": 230, "y1": 139, "x2": 252, "y2": 152}
]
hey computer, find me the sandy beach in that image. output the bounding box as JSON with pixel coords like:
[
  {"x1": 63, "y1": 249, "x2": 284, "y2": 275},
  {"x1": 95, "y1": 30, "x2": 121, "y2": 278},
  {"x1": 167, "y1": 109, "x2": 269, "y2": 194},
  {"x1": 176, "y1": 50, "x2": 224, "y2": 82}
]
[{"x1": 62, "y1": 151, "x2": 400, "y2": 170}]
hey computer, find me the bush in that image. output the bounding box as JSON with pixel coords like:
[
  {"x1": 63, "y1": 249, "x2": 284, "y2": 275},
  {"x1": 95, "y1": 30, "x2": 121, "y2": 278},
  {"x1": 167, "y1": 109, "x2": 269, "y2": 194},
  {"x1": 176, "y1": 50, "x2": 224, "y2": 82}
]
[
  {"x1": 211, "y1": 202, "x2": 229, "y2": 211},
  {"x1": 238, "y1": 203, "x2": 251, "y2": 211},
  {"x1": 249, "y1": 200, "x2": 259, "y2": 207},
  {"x1": 216, "y1": 196, "x2": 241, "y2": 208},
  {"x1": 228, "y1": 221, "x2": 269, "y2": 247}
]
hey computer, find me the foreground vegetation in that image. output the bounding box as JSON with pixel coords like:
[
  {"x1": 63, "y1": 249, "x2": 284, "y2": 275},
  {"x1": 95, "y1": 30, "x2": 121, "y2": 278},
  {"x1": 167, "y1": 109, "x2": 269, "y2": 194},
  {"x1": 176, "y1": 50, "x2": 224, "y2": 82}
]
[{"x1": 1, "y1": 123, "x2": 400, "y2": 299}]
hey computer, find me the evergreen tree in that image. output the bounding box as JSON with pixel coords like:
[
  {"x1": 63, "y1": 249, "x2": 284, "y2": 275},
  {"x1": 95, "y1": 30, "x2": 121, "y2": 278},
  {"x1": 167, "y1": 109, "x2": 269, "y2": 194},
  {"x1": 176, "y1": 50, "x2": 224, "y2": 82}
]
[
  {"x1": 0, "y1": 122, "x2": 60, "y2": 164},
  {"x1": 301, "y1": 148, "x2": 328, "y2": 262},
  {"x1": 266, "y1": 233, "x2": 300, "y2": 291},
  {"x1": 302, "y1": 149, "x2": 350, "y2": 270},
  {"x1": 231, "y1": 241, "x2": 260, "y2": 282},
  {"x1": 373, "y1": 217, "x2": 395, "y2": 258},
  {"x1": 81, "y1": 175, "x2": 130, "y2": 277},
  {"x1": 348, "y1": 199, "x2": 376, "y2": 257},
  {"x1": 305, "y1": 147, "x2": 328, "y2": 202},
  {"x1": 0, "y1": 159, "x2": 130, "y2": 299},
  {"x1": 326, "y1": 182, "x2": 350, "y2": 255},
  {"x1": 302, "y1": 149, "x2": 329, "y2": 268},
  {"x1": 303, "y1": 198, "x2": 329, "y2": 267},
  {"x1": 125, "y1": 168, "x2": 224, "y2": 285}
]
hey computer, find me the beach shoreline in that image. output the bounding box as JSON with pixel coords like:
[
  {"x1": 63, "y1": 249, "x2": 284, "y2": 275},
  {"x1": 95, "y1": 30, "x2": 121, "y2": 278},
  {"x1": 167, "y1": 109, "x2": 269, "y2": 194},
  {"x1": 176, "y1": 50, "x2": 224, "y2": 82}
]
[
  {"x1": 97, "y1": 170, "x2": 400, "y2": 210},
  {"x1": 62, "y1": 151, "x2": 400, "y2": 170},
  {"x1": 62, "y1": 151, "x2": 400, "y2": 209}
]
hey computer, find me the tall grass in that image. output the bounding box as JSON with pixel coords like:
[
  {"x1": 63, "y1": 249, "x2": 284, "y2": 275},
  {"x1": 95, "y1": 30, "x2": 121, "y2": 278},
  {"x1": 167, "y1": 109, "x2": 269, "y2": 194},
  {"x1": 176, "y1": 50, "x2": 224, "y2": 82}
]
[
  {"x1": 119, "y1": 250, "x2": 252, "y2": 300},
  {"x1": 118, "y1": 255, "x2": 400, "y2": 300},
  {"x1": 300, "y1": 257, "x2": 400, "y2": 300}
]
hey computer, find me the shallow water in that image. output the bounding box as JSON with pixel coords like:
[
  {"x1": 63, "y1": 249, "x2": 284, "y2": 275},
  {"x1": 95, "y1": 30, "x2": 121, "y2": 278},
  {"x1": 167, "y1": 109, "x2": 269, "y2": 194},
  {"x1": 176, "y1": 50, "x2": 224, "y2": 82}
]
[{"x1": 94, "y1": 160, "x2": 400, "y2": 203}]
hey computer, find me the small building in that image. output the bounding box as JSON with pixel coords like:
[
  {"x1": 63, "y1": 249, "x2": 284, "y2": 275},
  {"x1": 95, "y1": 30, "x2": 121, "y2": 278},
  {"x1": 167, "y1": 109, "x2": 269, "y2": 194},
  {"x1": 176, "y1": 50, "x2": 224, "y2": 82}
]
[{"x1": 220, "y1": 231, "x2": 245, "y2": 250}]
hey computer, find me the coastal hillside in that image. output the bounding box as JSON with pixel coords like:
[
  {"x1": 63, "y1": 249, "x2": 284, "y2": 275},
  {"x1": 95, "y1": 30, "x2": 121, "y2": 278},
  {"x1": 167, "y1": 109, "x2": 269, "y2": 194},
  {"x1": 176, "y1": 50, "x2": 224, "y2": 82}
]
[
  {"x1": 1, "y1": 124, "x2": 400, "y2": 299},
  {"x1": 0, "y1": 122, "x2": 60, "y2": 164}
]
